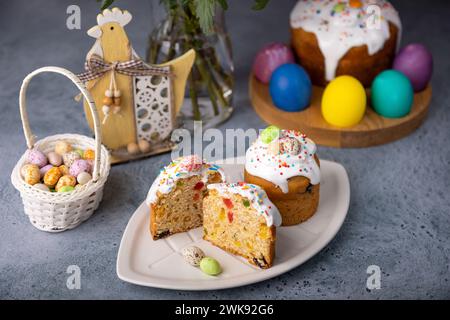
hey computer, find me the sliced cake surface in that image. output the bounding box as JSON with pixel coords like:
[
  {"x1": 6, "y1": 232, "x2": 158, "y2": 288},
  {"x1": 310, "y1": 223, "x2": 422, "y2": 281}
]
[
  {"x1": 203, "y1": 182, "x2": 282, "y2": 268},
  {"x1": 146, "y1": 155, "x2": 225, "y2": 240}
]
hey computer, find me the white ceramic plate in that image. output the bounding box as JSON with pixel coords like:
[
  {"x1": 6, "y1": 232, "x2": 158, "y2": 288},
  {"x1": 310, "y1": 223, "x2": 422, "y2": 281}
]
[{"x1": 116, "y1": 157, "x2": 350, "y2": 290}]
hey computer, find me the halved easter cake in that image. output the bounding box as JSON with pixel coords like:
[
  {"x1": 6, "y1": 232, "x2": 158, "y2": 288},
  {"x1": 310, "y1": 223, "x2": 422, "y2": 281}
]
[
  {"x1": 146, "y1": 155, "x2": 225, "y2": 240},
  {"x1": 203, "y1": 182, "x2": 282, "y2": 269}
]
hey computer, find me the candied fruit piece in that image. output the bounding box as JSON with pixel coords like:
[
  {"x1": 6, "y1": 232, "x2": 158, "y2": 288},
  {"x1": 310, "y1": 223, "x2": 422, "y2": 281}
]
[
  {"x1": 227, "y1": 211, "x2": 233, "y2": 223},
  {"x1": 223, "y1": 198, "x2": 233, "y2": 209},
  {"x1": 194, "y1": 181, "x2": 204, "y2": 190}
]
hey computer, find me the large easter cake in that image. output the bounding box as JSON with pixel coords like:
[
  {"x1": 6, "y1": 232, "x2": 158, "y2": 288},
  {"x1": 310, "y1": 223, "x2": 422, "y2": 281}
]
[
  {"x1": 290, "y1": 0, "x2": 402, "y2": 86},
  {"x1": 146, "y1": 155, "x2": 225, "y2": 240}
]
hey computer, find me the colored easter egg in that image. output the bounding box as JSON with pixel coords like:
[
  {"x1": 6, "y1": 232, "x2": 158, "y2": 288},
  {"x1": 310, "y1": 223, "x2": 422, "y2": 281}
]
[
  {"x1": 26, "y1": 149, "x2": 48, "y2": 168},
  {"x1": 269, "y1": 64, "x2": 312, "y2": 112},
  {"x1": 371, "y1": 70, "x2": 414, "y2": 118},
  {"x1": 83, "y1": 149, "x2": 95, "y2": 160},
  {"x1": 58, "y1": 186, "x2": 75, "y2": 193},
  {"x1": 74, "y1": 149, "x2": 84, "y2": 158},
  {"x1": 44, "y1": 167, "x2": 62, "y2": 187},
  {"x1": 69, "y1": 159, "x2": 91, "y2": 177},
  {"x1": 55, "y1": 141, "x2": 72, "y2": 156},
  {"x1": 199, "y1": 257, "x2": 222, "y2": 276},
  {"x1": 34, "y1": 183, "x2": 50, "y2": 192},
  {"x1": 77, "y1": 172, "x2": 92, "y2": 185},
  {"x1": 321, "y1": 75, "x2": 366, "y2": 127},
  {"x1": 47, "y1": 151, "x2": 62, "y2": 167},
  {"x1": 58, "y1": 165, "x2": 70, "y2": 176},
  {"x1": 253, "y1": 43, "x2": 295, "y2": 84},
  {"x1": 39, "y1": 164, "x2": 54, "y2": 178},
  {"x1": 22, "y1": 164, "x2": 40, "y2": 185},
  {"x1": 182, "y1": 246, "x2": 205, "y2": 267},
  {"x1": 62, "y1": 151, "x2": 81, "y2": 168},
  {"x1": 393, "y1": 43, "x2": 433, "y2": 92},
  {"x1": 55, "y1": 175, "x2": 77, "y2": 192}
]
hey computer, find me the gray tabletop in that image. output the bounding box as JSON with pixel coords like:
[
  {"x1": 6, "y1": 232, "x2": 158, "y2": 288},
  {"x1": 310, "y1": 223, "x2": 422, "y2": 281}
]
[{"x1": 1, "y1": 0, "x2": 449, "y2": 299}]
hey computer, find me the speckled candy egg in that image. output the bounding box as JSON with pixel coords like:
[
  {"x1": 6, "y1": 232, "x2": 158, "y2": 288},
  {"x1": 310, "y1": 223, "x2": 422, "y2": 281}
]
[
  {"x1": 39, "y1": 164, "x2": 54, "y2": 178},
  {"x1": 83, "y1": 149, "x2": 95, "y2": 160},
  {"x1": 47, "y1": 151, "x2": 62, "y2": 167},
  {"x1": 26, "y1": 149, "x2": 48, "y2": 168},
  {"x1": 69, "y1": 159, "x2": 91, "y2": 177},
  {"x1": 44, "y1": 167, "x2": 62, "y2": 187},
  {"x1": 55, "y1": 141, "x2": 72, "y2": 156},
  {"x1": 55, "y1": 175, "x2": 77, "y2": 192},
  {"x1": 58, "y1": 165, "x2": 70, "y2": 176},
  {"x1": 77, "y1": 172, "x2": 92, "y2": 185},
  {"x1": 182, "y1": 246, "x2": 205, "y2": 267},
  {"x1": 22, "y1": 164, "x2": 40, "y2": 185},
  {"x1": 62, "y1": 151, "x2": 81, "y2": 168}
]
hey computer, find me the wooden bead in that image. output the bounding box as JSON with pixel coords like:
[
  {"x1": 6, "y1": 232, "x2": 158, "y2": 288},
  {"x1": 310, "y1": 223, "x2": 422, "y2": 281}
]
[
  {"x1": 127, "y1": 142, "x2": 140, "y2": 155},
  {"x1": 113, "y1": 90, "x2": 121, "y2": 97},
  {"x1": 113, "y1": 97, "x2": 121, "y2": 105},
  {"x1": 102, "y1": 105, "x2": 110, "y2": 115},
  {"x1": 103, "y1": 97, "x2": 113, "y2": 105},
  {"x1": 113, "y1": 105, "x2": 121, "y2": 114},
  {"x1": 138, "y1": 139, "x2": 151, "y2": 153},
  {"x1": 105, "y1": 89, "x2": 113, "y2": 97}
]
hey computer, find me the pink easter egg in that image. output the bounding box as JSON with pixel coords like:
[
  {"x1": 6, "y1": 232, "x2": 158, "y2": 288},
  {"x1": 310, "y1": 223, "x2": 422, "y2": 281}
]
[
  {"x1": 26, "y1": 149, "x2": 48, "y2": 168},
  {"x1": 69, "y1": 159, "x2": 91, "y2": 177},
  {"x1": 39, "y1": 164, "x2": 54, "y2": 178},
  {"x1": 252, "y1": 42, "x2": 295, "y2": 84}
]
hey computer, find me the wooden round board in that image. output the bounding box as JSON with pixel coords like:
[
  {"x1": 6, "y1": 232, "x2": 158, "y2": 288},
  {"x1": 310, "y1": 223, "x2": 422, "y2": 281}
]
[{"x1": 249, "y1": 74, "x2": 432, "y2": 148}]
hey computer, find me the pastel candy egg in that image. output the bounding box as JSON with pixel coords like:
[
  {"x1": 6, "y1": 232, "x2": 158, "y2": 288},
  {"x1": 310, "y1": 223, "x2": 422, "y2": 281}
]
[
  {"x1": 58, "y1": 185, "x2": 75, "y2": 193},
  {"x1": 77, "y1": 172, "x2": 92, "y2": 185},
  {"x1": 321, "y1": 75, "x2": 366, "y2": 127},
  {"x1": 47, "y1": 152, "x2": 62, "y2": 166},
  {"x1": 371, "y1": 70, "x2": 414, "y2": 118},
  {"x1": 62, "y1": 151, "x2": 81, "y2": 168},
  {"x1": 199, "y1": 257, "x2": 222, "y2": 276},
  {"x1": 44, "y1": 167, "x2": 62, "y2": 187},
  {"x1": 74, "y1": 149, "x2": 84, "y2": 158},
  {"x1": 393, "y1": 43, "x2": 433, "y2": 92},
  {"x1": 269, "y1": 64, "x2": 312, "y2": 112},
  {"x1": 39, "y1": 164, "x2": 54, "y2": 178},
  {"x1": 55, "y1": 175, "x2": 76, "y2": 192},
  {"x1": 34, "y1": 183, "x2": 50, "y2": 192},
  {"x1": 260, "y1": 125, "x2": 280, "y2": 144},
  {"x1": 26, "y1": 149, "x2": 48, "y2": 168},
  {"x1": 182, "y1": 246, "x2": 205, "y2": 267},
  {"x1": 83, "y1": 149, "x2": 95, "y2": 160},
  {"x1": 253, "y1": 42, "x2": 295, "y2": 84},
  {"x1": 55, "y1": 141, "x2": 72, "y2": 156},
  {"x1": 22, "y1": 164, "x2": 40, "y2": 185},
  {"x1": 69, "y1": 159, "x2": 91, "y2": 177},
  {"x1": 58, "y1": 165, "x2": 70, "y2": 176}
]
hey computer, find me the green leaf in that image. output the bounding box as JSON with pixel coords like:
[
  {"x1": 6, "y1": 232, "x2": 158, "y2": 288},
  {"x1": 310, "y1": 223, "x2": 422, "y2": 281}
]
[
  {"x1": 216, "y1": 0, "x2": 228, "y2": 10},
  {"x1": 100, "y1": 0, "x2": 115, "y2": 10},
  {"x1": 252, "y1": 0, "x2": 270, "y2": 10},
  {"x1": 194, "y1": 0, "x2": 215, "y2": 34}
]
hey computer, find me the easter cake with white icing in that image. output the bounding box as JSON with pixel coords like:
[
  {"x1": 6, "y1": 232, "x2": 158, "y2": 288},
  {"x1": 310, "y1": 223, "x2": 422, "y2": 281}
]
[
  {"x1": 146, "y1": 155, "x2": 225, "y2": 240},
  {"x1": 203, "y1": 182, "x2": 282, "y2": 269},
  {"x1": 290, "y1": 0, "x2": 402, "y2": 86},
  {"x1": 244, "y1": 126, "x2": 320, "y2": 226}
]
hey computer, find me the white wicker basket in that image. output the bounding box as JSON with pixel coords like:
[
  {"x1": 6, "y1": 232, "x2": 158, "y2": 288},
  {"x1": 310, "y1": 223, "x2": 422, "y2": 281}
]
[{"x1": 11, "y1": 66, "x2": 111, "y2": 232}]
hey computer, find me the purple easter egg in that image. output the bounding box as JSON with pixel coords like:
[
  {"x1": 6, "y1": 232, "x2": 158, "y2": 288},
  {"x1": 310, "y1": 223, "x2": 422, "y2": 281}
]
[
  {"x1": 39, "y1": 164, "x2": 54, "y2": 178},
  {"x1": 26, "y1": 149, "x2": 48, "y2": 168},
  {"x1": 393, "y1": 43, "x2": 433, "y2": 92},
  {"x1": 69, "y1": 159, "x2": 91, "y2": 177},
  {"x1": 253, "y1": 42, "x2": 295, "y2": 84}
]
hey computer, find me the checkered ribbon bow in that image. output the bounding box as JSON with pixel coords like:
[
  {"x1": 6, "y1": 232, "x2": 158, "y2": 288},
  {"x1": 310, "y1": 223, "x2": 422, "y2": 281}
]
[{"x1": 77, "y1": 55, "x2": 172, "y2": 82}]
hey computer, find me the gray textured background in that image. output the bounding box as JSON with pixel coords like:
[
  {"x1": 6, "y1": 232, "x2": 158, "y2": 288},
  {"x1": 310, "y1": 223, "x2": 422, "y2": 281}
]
[{"x1": 1, "y1": 0, "x2": 449, "y2": 299}]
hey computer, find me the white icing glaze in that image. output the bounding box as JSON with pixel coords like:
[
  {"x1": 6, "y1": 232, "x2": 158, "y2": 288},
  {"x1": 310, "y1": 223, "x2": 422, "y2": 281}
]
[
  {"x1": 207, "y1": 182, "x2": 282, "y2": 227},
  {"x1": 146, "y1": 155, "x2": 225, "y2": 205},
  {"x1": 290, "y1": 0, "x2": 402, "y2": 81},
  {"x1": 245, "y1": 130, "x2": 320, "y2": 193}
]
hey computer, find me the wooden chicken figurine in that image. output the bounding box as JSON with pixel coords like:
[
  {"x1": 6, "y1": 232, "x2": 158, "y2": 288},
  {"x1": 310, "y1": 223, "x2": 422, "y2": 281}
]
[{"x1": 80, "y1": 7, "x2": 195, "y2": 162}]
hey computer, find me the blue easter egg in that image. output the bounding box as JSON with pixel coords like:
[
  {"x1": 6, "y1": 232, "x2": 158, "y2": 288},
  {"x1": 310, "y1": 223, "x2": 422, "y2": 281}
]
[
  {"x1": 269, "y1": 64, "x2": 312, "y2": 112},
  {"x1": 371, "y1": 70, "x2": 414, "y2": 118}
]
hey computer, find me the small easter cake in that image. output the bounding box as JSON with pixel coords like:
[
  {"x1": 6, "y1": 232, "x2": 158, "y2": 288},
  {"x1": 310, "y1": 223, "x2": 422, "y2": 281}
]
[
  {"x1": 244, "y1": 126, "x2": 320, "y2": 226},
  {"x1": 146, "y1": 155, "x2": 225, "y2": 240},
  {"x1": 203, "y1": 182, "x2": 281, "y2": 269},
  {"x1": 290, "y1": 0, "x2": 402, "y2": 86}
]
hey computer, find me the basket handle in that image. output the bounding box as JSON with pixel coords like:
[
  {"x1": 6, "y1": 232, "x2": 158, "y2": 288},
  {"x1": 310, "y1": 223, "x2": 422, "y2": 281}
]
[{"x1": 19, "y1": 66, "x2": 102, "y2": 182}]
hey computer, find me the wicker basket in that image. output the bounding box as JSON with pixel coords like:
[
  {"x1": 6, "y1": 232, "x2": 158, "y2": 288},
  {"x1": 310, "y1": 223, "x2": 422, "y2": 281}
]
[{"x1": 11, "y1": 66, "x2": 111, "y2": 232}]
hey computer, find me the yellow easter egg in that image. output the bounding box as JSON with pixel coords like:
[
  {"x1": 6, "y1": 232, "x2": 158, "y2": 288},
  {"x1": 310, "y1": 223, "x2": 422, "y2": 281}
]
[
  {"x1": 44, "y1": 167, "x2": 62, "y2": 187},
  {"x1": 55, "y1": 175, "x2": 76, "y2": 192},
  {"x1": 321, "y1": 75, "x2": 366, "y2": 127},
  {"x1": 83, "y1": 149, "x2": 95, "y2": 160},
  {"x1": 22, "y1": 164, "x2": 40, "y2": 185}
]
